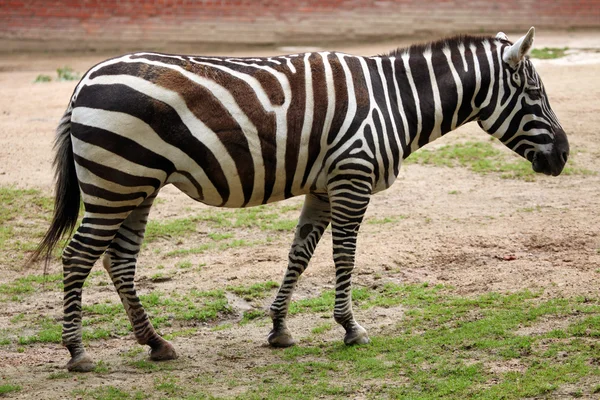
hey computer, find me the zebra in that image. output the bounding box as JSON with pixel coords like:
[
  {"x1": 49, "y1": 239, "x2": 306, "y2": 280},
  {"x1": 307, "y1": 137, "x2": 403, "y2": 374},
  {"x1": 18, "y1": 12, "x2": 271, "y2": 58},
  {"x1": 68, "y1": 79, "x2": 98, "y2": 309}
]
[{"x1": 31, "y1": 27, "x2": 569, "y2": 372}]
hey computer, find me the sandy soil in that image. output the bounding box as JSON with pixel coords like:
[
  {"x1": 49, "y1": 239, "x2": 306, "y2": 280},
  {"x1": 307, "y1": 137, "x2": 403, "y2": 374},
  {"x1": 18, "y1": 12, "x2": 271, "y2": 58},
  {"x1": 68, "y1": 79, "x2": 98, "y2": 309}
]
[{"x1": 0, "y1": 30, "x2": 599, "y2": 398}]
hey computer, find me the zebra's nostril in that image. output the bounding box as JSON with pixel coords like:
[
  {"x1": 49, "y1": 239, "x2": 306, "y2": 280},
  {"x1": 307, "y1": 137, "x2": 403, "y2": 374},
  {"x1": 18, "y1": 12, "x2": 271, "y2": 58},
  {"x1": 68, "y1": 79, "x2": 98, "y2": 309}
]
[{"x1": 561, "y1": 151, "x2": 568, "y2": 164}]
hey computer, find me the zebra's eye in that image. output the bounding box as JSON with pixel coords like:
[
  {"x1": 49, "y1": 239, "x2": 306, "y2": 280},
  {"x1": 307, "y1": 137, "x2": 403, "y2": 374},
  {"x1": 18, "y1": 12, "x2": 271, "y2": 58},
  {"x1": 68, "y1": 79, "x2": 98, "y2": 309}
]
[{"x1": 525, "y1": 87, "x2": 542, "y2": 99}]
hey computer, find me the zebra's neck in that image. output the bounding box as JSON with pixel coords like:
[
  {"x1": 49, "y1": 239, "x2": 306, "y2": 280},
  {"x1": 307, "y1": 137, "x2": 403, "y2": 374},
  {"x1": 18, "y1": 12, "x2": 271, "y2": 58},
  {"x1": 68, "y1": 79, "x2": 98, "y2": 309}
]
[{"x1": 381, "y1": 36, "x2": 501, "y2": 158}]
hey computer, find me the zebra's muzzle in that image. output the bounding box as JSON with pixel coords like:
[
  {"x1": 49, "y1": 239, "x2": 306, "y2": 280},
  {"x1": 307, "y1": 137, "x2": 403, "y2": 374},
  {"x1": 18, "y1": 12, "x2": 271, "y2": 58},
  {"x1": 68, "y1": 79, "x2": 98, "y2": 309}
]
[{"x1": 532, "y1": 130, "x2": 569, "y2": 177}]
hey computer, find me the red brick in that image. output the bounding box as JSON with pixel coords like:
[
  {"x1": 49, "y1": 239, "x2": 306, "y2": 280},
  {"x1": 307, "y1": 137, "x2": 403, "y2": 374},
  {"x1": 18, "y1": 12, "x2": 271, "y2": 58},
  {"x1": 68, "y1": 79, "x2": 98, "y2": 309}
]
[{"x1": 1, "y1": 0, "x2": 599, "y2": 51}]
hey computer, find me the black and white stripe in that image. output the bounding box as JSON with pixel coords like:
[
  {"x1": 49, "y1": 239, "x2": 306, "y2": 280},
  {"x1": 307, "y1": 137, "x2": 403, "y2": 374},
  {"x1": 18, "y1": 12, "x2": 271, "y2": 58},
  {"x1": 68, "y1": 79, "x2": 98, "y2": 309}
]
[{"x1": 33, "y1": 27, "x2": 569, "y2": 371}]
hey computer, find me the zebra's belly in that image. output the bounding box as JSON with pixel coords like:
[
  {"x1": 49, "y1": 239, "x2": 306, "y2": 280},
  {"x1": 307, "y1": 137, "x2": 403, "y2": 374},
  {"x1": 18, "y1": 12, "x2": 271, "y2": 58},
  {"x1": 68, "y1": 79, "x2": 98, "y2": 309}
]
[{"x1": 167, "y1": 166, "x2": 313, "y2": 208}]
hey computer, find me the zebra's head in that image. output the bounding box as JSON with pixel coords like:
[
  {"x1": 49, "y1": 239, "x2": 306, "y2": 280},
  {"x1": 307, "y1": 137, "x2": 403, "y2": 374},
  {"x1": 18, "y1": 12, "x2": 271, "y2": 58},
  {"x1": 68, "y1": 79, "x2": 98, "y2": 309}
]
[{"x1": 478, "y1": 27, "x2": 569, "y2": 176}]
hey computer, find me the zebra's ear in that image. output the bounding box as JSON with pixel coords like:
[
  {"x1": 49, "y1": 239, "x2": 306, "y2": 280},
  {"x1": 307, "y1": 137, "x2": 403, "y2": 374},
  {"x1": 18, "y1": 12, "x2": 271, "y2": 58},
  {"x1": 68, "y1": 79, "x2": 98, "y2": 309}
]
[{"x1": 502, "y1": 26, "x2": 535, "y2": 68}]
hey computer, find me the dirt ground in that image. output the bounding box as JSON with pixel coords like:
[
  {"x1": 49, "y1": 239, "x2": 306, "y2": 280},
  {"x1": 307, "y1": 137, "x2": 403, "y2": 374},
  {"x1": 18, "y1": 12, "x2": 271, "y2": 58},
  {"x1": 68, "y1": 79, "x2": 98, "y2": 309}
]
[{"x1": 0, "y1": 30, "x2": 599, "y2": 398}]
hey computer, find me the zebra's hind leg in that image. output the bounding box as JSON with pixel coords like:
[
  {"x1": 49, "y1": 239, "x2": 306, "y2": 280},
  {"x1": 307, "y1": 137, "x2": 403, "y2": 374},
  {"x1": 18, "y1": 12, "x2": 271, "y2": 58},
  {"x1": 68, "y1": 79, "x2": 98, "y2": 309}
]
[
  {"x1": 329, "y1": 179, "x2": 372, "y2": 345},
  {"x1": 268, "y1": 193, "x2": 331, "y2": 347},
  {"x1": 102, "y1": 193, "x2": 177, "y2": 362},
  {"x1": 62, "y1": 214, "x2": 126, "y2": 372}
]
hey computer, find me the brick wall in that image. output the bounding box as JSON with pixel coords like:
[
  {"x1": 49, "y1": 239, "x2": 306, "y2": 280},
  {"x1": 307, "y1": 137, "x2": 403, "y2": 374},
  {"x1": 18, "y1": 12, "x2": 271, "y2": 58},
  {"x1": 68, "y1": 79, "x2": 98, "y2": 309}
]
[{"x1": 1, "y1": 0, "x2": 599, "y2": 52}]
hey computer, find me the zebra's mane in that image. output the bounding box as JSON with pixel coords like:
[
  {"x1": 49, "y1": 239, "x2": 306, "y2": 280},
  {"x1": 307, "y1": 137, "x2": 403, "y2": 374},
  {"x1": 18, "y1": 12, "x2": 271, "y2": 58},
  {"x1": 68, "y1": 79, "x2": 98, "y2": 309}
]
[{"x1": 384, "y1": 35, "x2": 503, "y2": 57}]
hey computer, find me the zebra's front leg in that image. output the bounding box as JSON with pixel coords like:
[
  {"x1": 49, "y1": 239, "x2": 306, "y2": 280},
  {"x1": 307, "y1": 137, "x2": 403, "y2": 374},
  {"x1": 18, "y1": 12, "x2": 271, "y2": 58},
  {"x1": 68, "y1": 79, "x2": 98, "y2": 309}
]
[
  {"x1": 330, "y1": 181, "x2": 371, "y2": 345},
  {"x1": 103, "y1": 194, "x2": 177, "y2": 362},
  {"x1": 268, "y1": 193, "x2": 331, "y2": 347}
]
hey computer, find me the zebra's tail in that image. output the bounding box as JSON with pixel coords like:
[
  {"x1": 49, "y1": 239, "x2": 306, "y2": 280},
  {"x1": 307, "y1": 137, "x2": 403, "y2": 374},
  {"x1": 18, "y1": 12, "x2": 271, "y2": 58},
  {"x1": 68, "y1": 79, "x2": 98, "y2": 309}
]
[{"x1": 28, "y1": 105, "x2": 80, "y2": 267}]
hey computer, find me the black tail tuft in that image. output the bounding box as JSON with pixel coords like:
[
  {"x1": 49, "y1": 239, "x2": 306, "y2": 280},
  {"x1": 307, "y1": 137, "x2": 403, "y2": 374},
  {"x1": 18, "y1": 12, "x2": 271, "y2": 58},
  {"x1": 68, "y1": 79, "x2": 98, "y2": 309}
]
[{"x1": 27, "y1": 108, "x2": 80, "y2": 268}]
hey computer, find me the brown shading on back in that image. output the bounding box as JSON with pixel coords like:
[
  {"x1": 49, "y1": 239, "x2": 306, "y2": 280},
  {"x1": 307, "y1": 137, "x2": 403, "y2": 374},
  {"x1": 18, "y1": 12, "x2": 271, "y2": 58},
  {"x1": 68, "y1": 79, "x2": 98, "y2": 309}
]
[{"x1": 151, "y1": 67, "x2": 257, "y2": 206}]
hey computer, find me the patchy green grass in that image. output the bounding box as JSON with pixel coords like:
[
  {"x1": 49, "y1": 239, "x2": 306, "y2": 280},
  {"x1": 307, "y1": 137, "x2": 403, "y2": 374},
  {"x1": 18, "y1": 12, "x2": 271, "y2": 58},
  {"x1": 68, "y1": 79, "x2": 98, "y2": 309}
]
[
  {"x1": 165, "y1": 238, "x2": 261, "y2": 257},
  {"x1": 176, "y1": 260, "x2": 193, "y2": 269},
  {"x1": 0, "y1": 279, "x2": 282, "y2": 350},
  {"x1": 0, "y1": 273, "x2": 62, "y2": 302},
  {"x1": 212, "y1": 206, "x2": 295, "y2": 231},
  {"x1": 3, "y1": 282, "x2": 598, "y2": 399},
  {"x1": 73, "y1": 386, "x2": 145, "y2": 400},
  {"x1": 121, "y1": 346, "x2": 144, "y2": 359},
  {"x1": 530, "y1": 47, "x2": 569, "y2": 59},
  {"x1": 5, "y1": 312, "x2": 115, "y2": 346},
  {"x1": 163, "y1": 328, "x2": 198, "y2": 341},
  {"x1": 154, "y1": 376, "x2": 184, "y2": 396},
  {"x1": 0, "y1": 384, "x2": 22, "y2": 395},
  {"x1": 127, "y1": 359, "x2": 176, "y2": 372},
  {"x1": 241, "y1": 309, "x2": 267, "y2": 325},
  {"x1": 211, "y1": 322, "x2": 234, "y2": 331},
  {"x1": 147, "y1": 205, "x2": 297, "y2": 245},
  {"x1": 93, "y1": 360, "x2": 111, "y2": 374},
  {"x1": 227, "y1": 281, "x2": 279, "y2": 301},
  {"x1": 0, "y1": 184, "x2": 296, "y2": 267},
  {"x1": 406, "y1": 141, "x2": 593, "y2": 180},
  {"x1": 67, "y1": 288, "x2": 233, "y2": 337},
  {"x1": 33, "y1": 66, "x2": 81, "y2": 83},
  {"x1": 17, "y1": 317, "x2": 62, "y2": 344},
  {"x1": 311, "y1": 323, "x2": 334, "y2": 335},
  {"x1": 164, "y1": 243, "x2": 215, "y2": 257},
  {"x1": 150, "y1": 272, "x2": 171, "y2": 282},
  {"x1": 207, "y1": 232, "x2": 234, "y2": 241},
  {"x1": 141, "y1": 289, "x2": 232, "y2": 326},
  {"x1": 2, "y1": 283, "x2": 274, "y2": 348},
  {"x1": 145, "y1": 204, "x2": 300, "y2": 257},
  {"x1": 279, "y1": 202, "x2": 303, "y2": 212},
  {"x1": 242, "y1": 284, "x2": 600, "y2": 399},
  {"x1": 0, "y1": 186, "x2": 55, "y2": 264},
  {"x1": 47, "y1": 371, "x2": 71, "y2": 380},
  {"x1": 288, "y1": 287, "x2": 372, "y2": 315},
  {"x1": 33, "y1": 74, "x2": 52, "y2": 83},
  {"x1": 145, "y1": 218, "x2": 197, "y2": 243},
  {"x1": 56, "y1": 66, "x2": 81, "y2": 81}
]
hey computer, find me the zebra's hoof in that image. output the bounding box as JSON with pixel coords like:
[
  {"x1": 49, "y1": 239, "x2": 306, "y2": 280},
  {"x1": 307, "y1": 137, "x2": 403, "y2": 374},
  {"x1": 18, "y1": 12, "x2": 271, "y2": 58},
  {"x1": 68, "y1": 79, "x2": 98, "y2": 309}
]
[
  {"x1": 66, "y1": 352, "x2": 95, "y2": 372},
  {"x1": 343, "y1": 325, "x2": 370, "y2": 346},
  {"x1": 149, "y1": 340, "x2": 178, "y2": 361},
  {"x1": 267, "y1": 329, "x2": 296, "y2": 348}
]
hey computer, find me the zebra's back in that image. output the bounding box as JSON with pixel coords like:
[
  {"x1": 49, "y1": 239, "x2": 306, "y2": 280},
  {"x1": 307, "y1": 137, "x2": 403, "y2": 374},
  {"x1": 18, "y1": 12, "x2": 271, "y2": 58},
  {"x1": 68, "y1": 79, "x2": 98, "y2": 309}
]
[{"x1": 70, "y1": 51, "x2": 384, "y2": 209}]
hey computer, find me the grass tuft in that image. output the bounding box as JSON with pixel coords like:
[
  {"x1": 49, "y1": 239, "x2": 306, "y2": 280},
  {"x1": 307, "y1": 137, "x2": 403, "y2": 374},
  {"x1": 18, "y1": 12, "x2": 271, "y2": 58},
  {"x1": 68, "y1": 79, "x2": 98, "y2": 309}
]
[
  {"x1": 0, "y1": 186, "x2": 57, "y2": 265},
  {"x1": 227, "y1": 281, "x2": 279, "y2": 301},
  {"x1": 0, "y1": 384, "x2": 21, "y2": 395},
  {"x1": 56, "y1": 66, "x2": 80, "y2": 81},
  {"x1": 33, "y1": 74, "x2": 52, "y2": 83},
  {"x1": 241, "y1": 309, "x2": 267, "y2": 325},
  {"x1": 73, "y1": 386, "x2": 145, "y2": 400}
]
